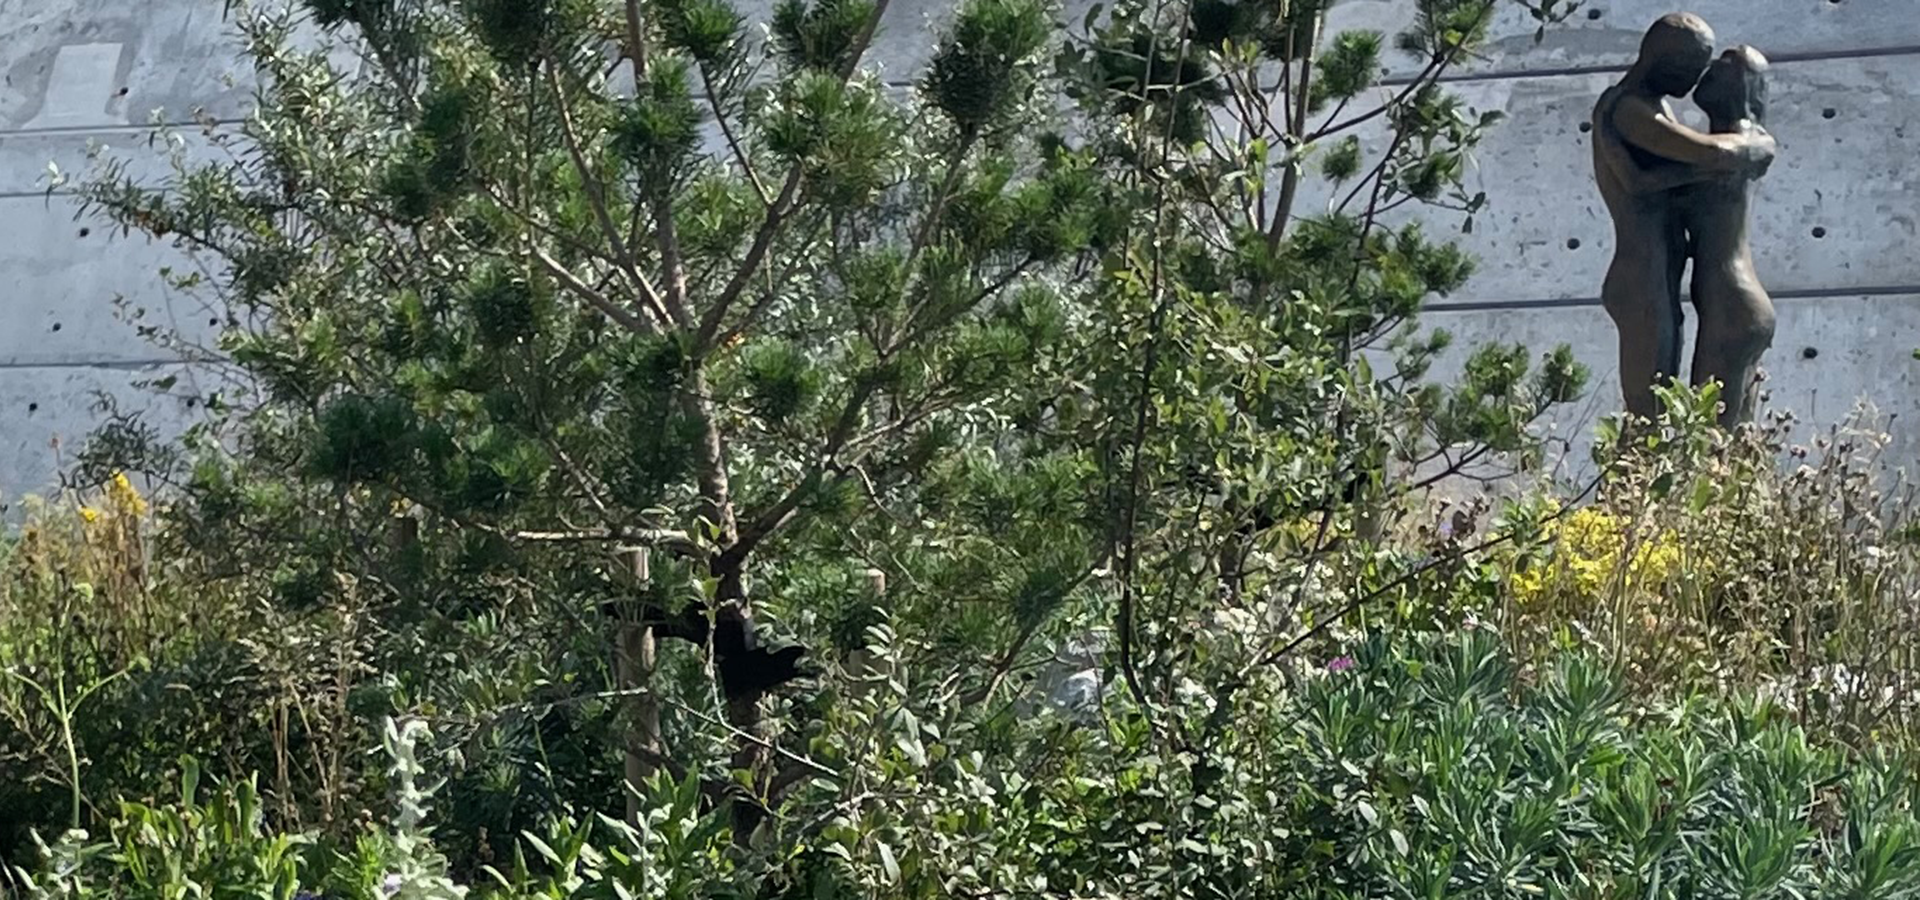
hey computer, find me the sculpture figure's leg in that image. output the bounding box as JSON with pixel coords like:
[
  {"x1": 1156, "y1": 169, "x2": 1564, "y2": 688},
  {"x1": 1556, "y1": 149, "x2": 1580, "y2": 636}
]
[
  {"x1": 1603, "y1": 278, "x2": 1684, "y2": 421},
  {"x1": 1692, "y1": 287, "x2": 1775, "y2": 426},
  {"x1": 1604, "y1": 233, "x2": 1686, "y2": 422}
]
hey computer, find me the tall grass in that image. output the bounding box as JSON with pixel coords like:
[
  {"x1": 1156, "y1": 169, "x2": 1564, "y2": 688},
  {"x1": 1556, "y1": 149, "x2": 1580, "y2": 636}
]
[
  {"x1": 1495, "y1": 400, "x2": 1920, "y2": 746},
  {"x1": 0, "y1": 475, "x2": 363, "y2": 856}
]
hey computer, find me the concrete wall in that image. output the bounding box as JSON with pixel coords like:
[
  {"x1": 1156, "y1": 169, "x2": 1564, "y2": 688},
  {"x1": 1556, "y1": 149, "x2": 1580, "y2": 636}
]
[
  {"x1": 3, "y1": 0, "x2": 1916, "y2": 498},
  {"x1": 1312, "y1": 1, "x2": 1920, "y2": 484}
]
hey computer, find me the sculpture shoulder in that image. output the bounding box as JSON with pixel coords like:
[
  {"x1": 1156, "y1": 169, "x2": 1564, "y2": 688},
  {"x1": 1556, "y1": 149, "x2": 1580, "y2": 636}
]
[
  {"x1": 1591, "y1": 84, "x2": 1655, "y2": 141},
  {"x1": 1603, "y1": 91, "x2": 1667, "y2": 131},
  {"x1": 1591, "y1": 84, "x2": 1624, "y2": 125}
]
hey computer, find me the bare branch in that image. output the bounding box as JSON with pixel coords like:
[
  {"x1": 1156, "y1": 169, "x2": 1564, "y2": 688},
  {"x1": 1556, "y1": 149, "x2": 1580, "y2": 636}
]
[
  {"x1": 1267, "y1": 10, "x2": 1323, "y2": 249},
  {"x1": 692, "y1": 0, "x2": 893, "y2": 353},
  {"x1": 624, "y1": 0, "x2": 650, "y2": 75},
  {"x1": 514, "y1": 527, "x2": 704, "y2": 558},
  {"x1": 1303, "y1": 53, "x2": 1447, "y2": 144},
  {"x1": 544, "y1": 63, "x2": 673, "y2": 327},
  {"x1": 717, "y1": 380, "x2": 879, "y2": 570},
  {"x1": 696, "y1": 173, "x2": 804, "y2": 353},
  {"x1": 699, "y1": 62, "x2": 770, "y2": 203},
  {"x1": 529, "y1": 244, "x2": 657, "y2": 334}
]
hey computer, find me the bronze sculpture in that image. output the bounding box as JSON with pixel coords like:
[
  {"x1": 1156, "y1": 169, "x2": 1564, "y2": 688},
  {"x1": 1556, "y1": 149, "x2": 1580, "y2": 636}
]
[
  {"x1": 1682, "y1": 47, "x2": 1776, "y2": 426},
  {"x1": 1591, "y1": 13, "x2": 1778, "y2": 426}
]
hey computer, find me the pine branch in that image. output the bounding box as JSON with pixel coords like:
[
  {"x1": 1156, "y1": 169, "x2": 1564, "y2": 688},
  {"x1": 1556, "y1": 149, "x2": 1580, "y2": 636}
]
[
  {"x1": 528, "y1": 244, "x2": 657, "y2": 334},
  {"x1": 543, "y1": 62, "x2": 673, "y2": 328},
  {"x1": 693, "y1": 0, "x2": 894, "y2": 354}
]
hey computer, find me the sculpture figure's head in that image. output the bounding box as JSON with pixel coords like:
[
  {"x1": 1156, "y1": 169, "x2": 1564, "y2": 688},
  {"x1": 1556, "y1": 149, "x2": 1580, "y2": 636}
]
[
  {"x1": 1695, "y1": 45, "x2": 1770, "y2": 124},
  {"x1": 1636, "y1": 13, "x2": 1716, "y2": 97}
]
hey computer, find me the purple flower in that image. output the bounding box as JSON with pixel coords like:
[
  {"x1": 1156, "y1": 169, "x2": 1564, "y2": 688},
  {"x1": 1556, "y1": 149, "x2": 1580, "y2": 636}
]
[{"x1": 1327, "y1": 655, "x2": 1356, "y2": 673}]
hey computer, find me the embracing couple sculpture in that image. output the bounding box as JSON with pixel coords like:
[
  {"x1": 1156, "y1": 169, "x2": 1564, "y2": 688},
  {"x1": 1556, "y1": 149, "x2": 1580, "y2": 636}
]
[{"x1": 1593, "y1": 12, "x2": 1777, "y2": 427}]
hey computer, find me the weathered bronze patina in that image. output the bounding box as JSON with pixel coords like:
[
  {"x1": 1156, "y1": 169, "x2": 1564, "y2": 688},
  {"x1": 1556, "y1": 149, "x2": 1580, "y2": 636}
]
[{"x1": 1592, "y1": 13, "x2": 1777, "y2": 425}]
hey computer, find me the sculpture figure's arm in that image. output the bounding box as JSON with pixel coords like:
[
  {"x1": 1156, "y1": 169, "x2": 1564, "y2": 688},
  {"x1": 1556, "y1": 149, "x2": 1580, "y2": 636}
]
[
  {"x1": 1610, "y1": 94, "x2": 1775, "y2": 175},
  {"x1": 1598, "y1": 135, "x2": 1723, "y2": 196},
  {"x1": 1597, "y1": 97, "x2": 1774, "y2": 195}
]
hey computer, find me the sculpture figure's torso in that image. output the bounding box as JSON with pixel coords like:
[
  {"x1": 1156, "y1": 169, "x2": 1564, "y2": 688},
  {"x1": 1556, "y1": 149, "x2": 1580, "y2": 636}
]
[
  {"x1": 1592, "y1": 85, "x2": 1688, "y2": 310},
  {"x1": 1678, "y1": 120, "x2": 1768, "y2": 312}
]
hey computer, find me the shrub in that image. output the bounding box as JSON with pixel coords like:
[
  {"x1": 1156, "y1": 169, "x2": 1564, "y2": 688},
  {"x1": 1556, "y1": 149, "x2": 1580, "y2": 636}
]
[
  {"x1": 0, "y1": 477, "x2": 364, "y2": 860},
  {"x1": 17, "y1": 632, "x2": 1920, "y2": 899},
  {"x1": 1493, "y1": 386, "x2": 1920, "y2": 748}
]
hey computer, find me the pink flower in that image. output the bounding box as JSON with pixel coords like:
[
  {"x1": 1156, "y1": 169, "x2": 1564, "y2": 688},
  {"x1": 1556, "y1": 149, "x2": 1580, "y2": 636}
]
[{"x1": 1327, "y1": 655, "x2": 1356, "y2": 673}]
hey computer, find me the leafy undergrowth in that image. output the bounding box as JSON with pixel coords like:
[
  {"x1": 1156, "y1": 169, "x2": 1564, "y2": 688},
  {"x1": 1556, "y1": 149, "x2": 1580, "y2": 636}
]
[{"x1": 13, "y1": 630, "x2": 1920, "y2": 899}]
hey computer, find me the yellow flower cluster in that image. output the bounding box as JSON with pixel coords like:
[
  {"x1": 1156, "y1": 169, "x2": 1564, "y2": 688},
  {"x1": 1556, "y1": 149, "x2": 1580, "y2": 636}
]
[
  {"x1": 1510, "y1": 507, "x2": 1686, "y2": 604},
  {"x1": 107, "y1": 471, "x2": 149, "y2": 518},
  {"x1": 74, "y1": 472, "x2": 150, "y2": 529}
]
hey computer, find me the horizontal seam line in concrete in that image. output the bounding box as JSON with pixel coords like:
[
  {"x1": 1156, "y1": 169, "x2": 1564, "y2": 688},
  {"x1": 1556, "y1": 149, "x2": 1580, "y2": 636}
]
[
  {"x1": 0, "y1": 117, "x2": 245, "y2": 139},
  {"x1": 0, "y1": 358, "x2": 210, "y2": 372},
  {"x1": 1405, "y1": 43, "x2": 1920, "y2": 86},
  {"x1": 1427, "y1": 283, "x2": 1920, "y2": 313},
  {"x1": 5, "y1": 283, "x2": 1920, "y2": 367},
  {"x1": 1, "y1": 41, "x2": 1913, "y2": 129},
  {"x1": 0, "y1": 43, "x2": 1913, "y2": 119}
]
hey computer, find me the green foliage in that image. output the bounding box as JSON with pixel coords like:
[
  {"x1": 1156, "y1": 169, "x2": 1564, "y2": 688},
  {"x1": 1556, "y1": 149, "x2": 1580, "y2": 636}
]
[
  {"x1": 11, "y1": 761, "x2": 306, "y2": 900},
  {"x1": 1261, "y1": 632, "x2": 1920, "y2": 899},
  {"x1": 656, "y1": 0, "x2": 743, "y2": 63},
  {"x1": 769, "y1": 0, "x2": 876, "y2": 71},
  {"x1": 464, "y1": 0, "x2": 563, "y2": 65},
  {"x1": 1312, "y1": 30, "x2": 1383, "y2": 109},
  {"x1": 310, "y1": 394, "x2": 419, "y2": 483},
  {"x1": 923, "y1": 0, "x2": 1052, "y2": 131},
  {"x1": 613, "y1": 58, "x2": 705, "y2": 186},
  {"x1": 22, "y1": 634, "x2": 1920, "y2": 898},
  {"x1": 14, "y1": 0, "x2": 1648, "y2": 890},
  {"x1": 759, "y1": 72, "x2": 903, "y2": 205},
  {"x1": 1400, "y1": 0, "x2": 1503, "y2": 57},
  {"x1": 386, "y1": 76, "x2": 487, "y2": 221},
  {"x1": 1321, "y1": 134, "x2": 1363, "y2": 181},
  {"x1": 1495, "y1": 388, "x2": 1920, "y2": 749},
  {"x1": 737, "y1": 338, "x2": 822, "y2": 423}
]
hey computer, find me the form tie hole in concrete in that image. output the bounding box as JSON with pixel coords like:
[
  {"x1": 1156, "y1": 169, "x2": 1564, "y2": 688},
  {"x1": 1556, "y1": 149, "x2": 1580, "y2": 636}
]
[
  {"x1": 1586, "y1": 7, "x2": 1603, "y2": 20},
  {"x1": 78, "y1": 227, "x2": 90, "y2": 238},
  {"x1": 1803, "y1": 347, "x2": 1820, "y2": 360},
  {"x1": 50, "y1": 322, "x2": 61, "y2": 332},
  {"x1": 1823, "y1": 108, "x2": 1838, "y2": 120},
  {"x1": 1579, "y1": 121, "x2": 1593, "y2": 134},
  {"x1": 26, "y1": 403, "x2": 38, "y2": 413},
  {"x1": 1813, "y1": 226, "x2": 1828, "y2": 239},
  {"x1": 1566, "y1": 238, "x2": 1582, "y2": 250}
]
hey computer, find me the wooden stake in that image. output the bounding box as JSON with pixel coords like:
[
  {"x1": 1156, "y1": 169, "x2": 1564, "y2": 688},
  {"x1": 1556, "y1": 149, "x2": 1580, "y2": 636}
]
[
  {"x1": 847, "y1": 568, "x2": 887, "y2": 702},
  {"x1": 614, "y1": 546, "x2": 659, "y2": 827}
]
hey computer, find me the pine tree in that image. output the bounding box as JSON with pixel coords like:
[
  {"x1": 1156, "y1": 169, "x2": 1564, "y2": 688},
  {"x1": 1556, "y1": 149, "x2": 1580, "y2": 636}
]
[{"x1": 77, "y1": 0, "x2": 1586, "y2": 874}]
